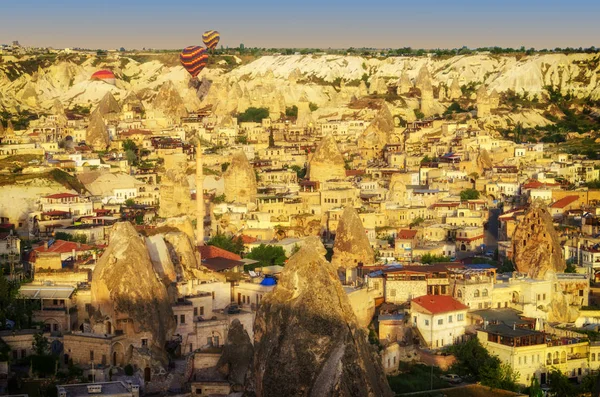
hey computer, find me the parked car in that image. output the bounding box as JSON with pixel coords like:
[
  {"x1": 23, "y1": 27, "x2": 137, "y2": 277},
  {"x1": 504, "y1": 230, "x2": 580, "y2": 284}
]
[
  {"x1": 227, "y1": 304, "x2": 241, "y2": 314},
  {"x1": 485, "y1": 250, "x2": 495, "y2": 258},
  {"x1": 440, "y1": 374, "x2": 462, "y2": 384}
]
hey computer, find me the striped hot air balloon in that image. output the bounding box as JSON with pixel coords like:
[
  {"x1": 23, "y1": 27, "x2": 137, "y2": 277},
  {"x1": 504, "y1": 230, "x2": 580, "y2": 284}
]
[
  {"x1": 90, "y1": 70, "x2": 116, "y2": 85},
  {"x1": 202, "y1": 30, "x2": 220, "y2": 50},
  {"x1": 180, "y1": 46, "x2": 209, "y2": 78}
]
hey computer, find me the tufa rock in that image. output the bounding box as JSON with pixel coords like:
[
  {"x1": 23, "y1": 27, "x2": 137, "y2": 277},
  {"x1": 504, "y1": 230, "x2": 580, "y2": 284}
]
[
  {"x1": 448, "y1": 76, "x2": 462, "y2": 100},
  {"x1": 250, "y1": 237, "x2": 393, "y2": 397},
  {"x1": 159, "y1": 153, "x2": 194, "y2": 218},
  {"x1": 85, "y1": 109, "x2": 110, "y2": 151},
  {"x1": 332, "y1": 206, "x2": 375, "y2": 268},
  {"x1": 152, "y1": 80, "x2": 188, "y2": 119},
  {"x1": 91, "y1": 222, "x2": 174, "y2": 363},
  {"x1": 397, "y1": 70, "x2": 412, "y2": 95},
  {"x1": 217, "y1": 319, "x2": 254, "y2": 390},
  {"x1": 512, "y1": 201, "x2": 565, "y2": 279},
  {"x1": 95, "y1": 91, "x2": 121, "y2": 117},
  {"x1": 224, "y1": 150, "x2": 257, "y2": 205},
  {"x1": 476, "y1": 85, "x2": 491, "y2": 118},
  {"x1": 307, "y1": 134, "x2": 346, "y2": 184}
]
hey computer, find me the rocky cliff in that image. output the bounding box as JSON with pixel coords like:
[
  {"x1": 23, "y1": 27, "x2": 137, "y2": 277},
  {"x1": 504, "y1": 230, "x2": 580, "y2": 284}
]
[
  {"x1": 223, "y1": 150, "x2": 257, "y2": 205},
  {"x1": 250, "y1": 237, "x2": 393, "y2": 397},
  {"x1": 332, "y1": 206, "x2": 375, "y2": 268},
  {"x1": 307, "y1": 134, "x2": 346, "y2": 184},
  {"x1": 512, "y1": 201, "x2": 565, "y2": 279},
  {"x1": 217, "y1": 319, "x2": 254, "y2": 392},
  {"x1": 91, "y1": 222, "x2": 175, "y2": 364},
  {"x1": 85, "y1": 109, "x2": 109, "y2": 151}
]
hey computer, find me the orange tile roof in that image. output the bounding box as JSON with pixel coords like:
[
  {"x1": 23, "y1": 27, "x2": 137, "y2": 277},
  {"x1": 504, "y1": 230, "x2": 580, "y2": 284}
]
[
  {"x1": 33, "y1": 240, "x2": 93, "y2": 254},
  {"x1": 199, "y1": 245, "x2": 241, "y2": 261},
  {"x1": 550, "y1": 195, "x2": 579, "y2": 209},
  {"x1": 412, "y1": 295, "x2": 469, "y2": 314}
]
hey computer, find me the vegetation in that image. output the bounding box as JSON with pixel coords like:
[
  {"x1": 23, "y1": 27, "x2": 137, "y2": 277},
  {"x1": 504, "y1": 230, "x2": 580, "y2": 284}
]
[
  {"x1": 285, "y1": 105, "x2": 298, "y2": 118},
  {"x1": 206, "y1": 233, "x2": 244, "y2": 255},
  {"x1": 414, "y1": 109, "x2": 425, "y2": 120},
  {"x1": 237, "y1": 107, "x2": 269, "y2": 123},
  {"x1": 212, "y1": 194, "x2": 226, "y2": 204},
  {"x1": 387, "y1": 362, "x2": 447, "y2": 394},
  {"x1": 460, "y1": 188, "x2": 480, "y2": 201},
  {"x1": 449, "y1": 338, "x2": 520, "y2": 391},
  {"x1": 420, "y1": 253, "x2": 451, "y2": 264},
  {"x1": 245, "y1": 244, "x2": 287, "y2": 269},
  {"x1": 409, "y1": 217, "x2": 425, "y2": 228},
  {"x1": 54, "y1": 232, "x2": 88, "y2": 244},
  {"x1": 309, "y1": 102, "x2": 319, "y2": 111},
  {"x1": 443, "y1": 101, "x2": 467, "y2": 115},
  {"x1": 124, "y1": 364, "x2": 134, "y2": 376},
  {"x1": 290, "y1": 165, "x2": 307, "y2": 179}
]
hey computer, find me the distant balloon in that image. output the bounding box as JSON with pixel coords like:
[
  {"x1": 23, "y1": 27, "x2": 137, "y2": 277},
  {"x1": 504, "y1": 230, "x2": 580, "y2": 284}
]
[
  {"x1": 180, "y1": 46, "x2": 208, "y2": 78},
  {"x1": 90, "y1": 70, "x2": 116, "y2": 85},
  {"x1": 202, "y1": 30, "x2": 220, "y2": 50}
]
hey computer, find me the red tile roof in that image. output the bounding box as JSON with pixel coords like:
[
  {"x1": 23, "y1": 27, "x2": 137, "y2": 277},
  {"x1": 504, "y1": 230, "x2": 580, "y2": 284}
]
[
  {"x1": 44, "y1": 193, "x2": 79, "y2": 199},
  {"x1": 397, "y1": 229, "x2": 418, "y2": 240},
  {"x1": 33, "y1": 240, "x2": 93, "y2": 255},
  {"x1": 199, "y1": 245, "x2": 241, "y2": 261},
  {"x1": 239, "y1": 234, "x2": 257, "y2": 244},
  {"x1": 411, "y1": 295, "x2": 469, "y2": 314},
  {"x1": 550, "y1": 195, "x2": 579, "y2": 209},
  {"x1": 41, "y1": 210, "x2": 70, "y2": 216}
]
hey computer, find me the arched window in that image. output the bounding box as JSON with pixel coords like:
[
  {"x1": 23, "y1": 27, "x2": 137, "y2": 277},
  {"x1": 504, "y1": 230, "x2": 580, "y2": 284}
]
[
  {"x1": 457, "y1": 290, "x2": 463, "y2": 298},
  {"x1": 592, "y1": 353, "x2": 596, "y2": 362},
  {"x1": 474, "y1": 289, "x2": 480, "y2": 298},
  {"x1": 482, "y1": 289, "x2": 488, "y2": 297}
]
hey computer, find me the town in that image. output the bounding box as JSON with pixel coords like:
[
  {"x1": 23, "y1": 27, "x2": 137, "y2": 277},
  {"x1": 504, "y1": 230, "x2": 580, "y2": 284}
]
[{"x1": 1, "y1": 41, "x2": 600, "y2": 397}]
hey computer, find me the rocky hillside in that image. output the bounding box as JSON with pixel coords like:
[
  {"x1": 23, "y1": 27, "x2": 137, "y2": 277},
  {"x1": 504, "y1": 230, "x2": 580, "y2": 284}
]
[{"x1": 1, "y1": 52, "x2": 599, "y2": 136}]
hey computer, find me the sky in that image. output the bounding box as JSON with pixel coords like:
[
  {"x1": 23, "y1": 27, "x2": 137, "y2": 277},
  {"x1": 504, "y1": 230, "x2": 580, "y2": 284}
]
[{"x1": 1, "y1": 0, "x2": 599, "y2": 50}]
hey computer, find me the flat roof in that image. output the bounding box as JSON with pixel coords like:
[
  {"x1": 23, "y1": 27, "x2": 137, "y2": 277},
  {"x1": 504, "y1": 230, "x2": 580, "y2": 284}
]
[
  {"x1": 19, "y1": 285, "x2": 75, "y2": 299},
  {"x1": 58, "y1": 381, "x2": 134, "y2": 397},
  {"x1": 483, "y1": 323, "x2": 542, "y2": 338}
]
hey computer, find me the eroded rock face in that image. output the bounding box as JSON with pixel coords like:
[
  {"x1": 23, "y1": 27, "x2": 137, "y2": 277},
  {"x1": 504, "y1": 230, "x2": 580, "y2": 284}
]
[
  {"x1": 307, "y1": 134, "x2": 346, "y2": 184},
  {"x1": 217, "y1": 319, "x2": 254, "y2": 391},
  {"x1": 152, "y1": 80, "x2": 188, "y2": 119},
  {"x1": 512, "y1": 201, "x2": 565, "y2": 279},
  {"x1": 96, "y1": 91, "x2": 121, "y2": 117},
  {"x1": 224, "y1": 150, "x2": 257, "y2": 205},
  {"x1": 250, "y1": 238, "x2": 392, "y2": 397},
  {"x1": 91, "y1": 222, "x2": 174, "y2": 362},
  {"x1": 332, "y1": 206, "x2": 375, "y2": 268},
  {"x1": 159, "y1": 154, "x2": 194, "y2": 218},
  {"x1": 85, "y1": 109, "x2": 109, "y2": 151}
]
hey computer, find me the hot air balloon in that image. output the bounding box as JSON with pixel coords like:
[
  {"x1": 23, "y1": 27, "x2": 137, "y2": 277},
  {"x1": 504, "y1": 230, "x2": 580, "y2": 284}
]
[
  {"x1": 90, "y1": 70, "x2": 116, "y2": 85},
  {"x1": 180, "y1": 46, "x2": 209, "y2": 78},
  {"x1": 202, "y1": 30, "x2": 220, "y2": 50}
]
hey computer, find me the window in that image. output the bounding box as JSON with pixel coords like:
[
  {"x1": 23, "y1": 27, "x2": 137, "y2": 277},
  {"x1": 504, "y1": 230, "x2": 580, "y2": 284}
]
[
  {"x1": 424, "y1": 319, "x2": 429, "y2": 326},
  {"x1": 438, "y1": 319, "x2": 443, "y2": 325},
  {"x1": 180, "y1": 315, "x2": 185, "y2": 324},
  {"x1": 448, "y1": 315, "x2": 453, "y2": 323},
  {"x1": 474, "y1": 290, "x2": 480, "y2": 298},
  {"x1": 193, "y1": 307, "x2": 198, "y2": 316},
  {"x1": 580, "y1": 290, "x2": 584, "y2": 297},
  {"x1": 142, "y1": 338, "x2": 148, "y2": 347},
  {"x1": 457, "y1": 290, "x2": 462, "y2": 298},
  {"x1": 390, "y1": 289, "x2": 397, "y2": 297},
  {"x1": 593, "y1": 353, "x2": 596, "y2": 362},
  {"x1": 457, "y1": 314, "x2": 464, "y2": 321},
  {"x1": 200, "y1": 307, "x2": 204, "y2": 316},
  {"x1": 90, "y1": 350, "x2": 94, "y2": 361}
]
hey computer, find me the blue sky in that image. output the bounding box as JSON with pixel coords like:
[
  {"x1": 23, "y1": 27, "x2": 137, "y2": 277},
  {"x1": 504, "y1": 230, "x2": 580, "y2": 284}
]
[{"x1": 2, "y1": 0, "x2": 599, "y2": 49}]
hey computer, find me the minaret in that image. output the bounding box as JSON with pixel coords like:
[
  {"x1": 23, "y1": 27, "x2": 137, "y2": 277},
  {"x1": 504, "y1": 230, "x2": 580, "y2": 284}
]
[{"x1": 196, "y1": 141, "x2": 205, "y2": 246}]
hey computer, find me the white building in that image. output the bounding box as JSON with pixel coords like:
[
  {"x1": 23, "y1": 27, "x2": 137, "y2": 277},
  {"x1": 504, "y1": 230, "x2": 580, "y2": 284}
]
[{"x1": 410, "y1": 295, "x2": 469, "y2": 349}]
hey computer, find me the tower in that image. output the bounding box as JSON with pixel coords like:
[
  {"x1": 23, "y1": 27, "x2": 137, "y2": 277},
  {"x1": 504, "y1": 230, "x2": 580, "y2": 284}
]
[{"x1": 196, "y1": 141, "x2": 205, "y2": 246}]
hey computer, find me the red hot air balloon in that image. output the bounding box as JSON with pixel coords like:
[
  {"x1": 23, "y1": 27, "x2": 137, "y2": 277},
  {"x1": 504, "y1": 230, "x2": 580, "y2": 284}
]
[
  {"x1": 90, "y1": 70, "x2": 116, "y2": 85},
  {"x1": 180, "y1": 46, "x2": 208, "y2": 78},
  {"x1": 202, "y1": 30, "x2": 220, "y2": 50}
]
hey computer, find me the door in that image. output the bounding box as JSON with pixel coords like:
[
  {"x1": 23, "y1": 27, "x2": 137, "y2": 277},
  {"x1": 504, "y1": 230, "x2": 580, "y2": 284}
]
[{"x1": 237, "y1": 293, "x2": 241, "y2": 305}]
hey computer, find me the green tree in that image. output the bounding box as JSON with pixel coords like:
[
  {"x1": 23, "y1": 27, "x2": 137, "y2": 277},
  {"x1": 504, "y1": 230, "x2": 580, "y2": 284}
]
[
  {"x1": 33, "y1": 332, "x2": 50, "y2": 356},
  {"x1": 309, "y1": 102, "x2": 318, "y2": 112},
  {"x1": 409, "y1": 217, "x2": 425, "y2": 228},
  {"x1": 125, "y1": 198, "x2": 136, "y2": 207},
  {"x1": 419, "y1": 253, "x2": 451, "y2": 264},
  {"x1": 460, "y1": 188, "x2": 480, "y2": 201},
  {"x1": 245, "y1": 244, "x2": 287, "y2": 269},
  {"x1": 235, "y1": 135, "x2": 248, "y2": 144},
  {"x1": 125, "y1": 150, "x2": 137, "y2": 166},
  {"x1": 221, "y1": 162, "x2": 230, "y2": 173},
  {"x1": 547, "y1": 368, "x2": 577, "y2": 397},
  {"x1": 528, "y1": 376, "x2": 543, "y2": 397},
  {"x1": 122, "y1": 139, "x2": 137, "y2": 152},
  {"x1": 237, "y1": 107, "x2": 269, "y2": 123},
  {"x1": 207, "y1": 233, "x2": 244, "y2": 255},
  {"x1": 285, "y1": 106, "x2": 298, "y2": 118},
  {"x1": 290, "y1": 165, "x2": 307, "y2": 179}
]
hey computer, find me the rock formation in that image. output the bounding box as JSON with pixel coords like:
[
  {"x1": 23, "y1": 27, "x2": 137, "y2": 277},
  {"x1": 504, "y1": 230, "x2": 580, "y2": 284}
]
[
  {"x1": 332, "y1": 206, "x2": 375, "y2": 268},
  {"x1": 476, "y1": 149, "x2": 493, "y2": 173},
  {"x1": 490, "y1": 89, "x2": 500, "y2": 109},
  {"x1": 250, "y1": 237, "x2": 393, "y2": 397},
  {"x1": 296, "y1": 96, "x2": 314, "y2": 128},
  {"x1": 85, "y1": 109, "x2": 109, "y2": 151},
  {"x1": 512, "y1": 201, "x2": 565, "y2": 279},
  {"x1": 96, "y1": 91, "x2": 121, "y2": 118},
  {"x1": 0, "y1": 120, "x2": 5, "y2": 139},
  {"x1": 448, "y1": 76, "x2": 462, "y2": 100},
  {"x1": 217, "y1": 319, "x2": 254, "y2": 391},
  {"x1": 152, "y1": 80, "x2": 188, "y2": 119},
  {"x1": 417, "y1": 66, "x2": 435, "y2": 117},
  {"x1": 307, "y1": 134, "x2": 346, "y2": 184},
  {"x1": 359, "y1": 103, "x2": 395, "y2": 158},
  {"x1": 91, "y1": 222, "x2": 175, "y2": 365},
  {"x1": 223, "y1": 150, "x2": 257, "y2": 205},
  {"x1": 159, "y1": 153, "x2": 194, "y2": 218},
  {"x1": 397, "y1": 71, "x2": 412, "y2": 95},
  {"x1": 476, "y1": 85, "x2": 491, "y2": 117},
  {"x1": 415, "y1": 65, "x2": 431, "y2": 92}
]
